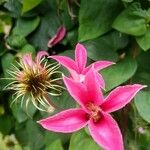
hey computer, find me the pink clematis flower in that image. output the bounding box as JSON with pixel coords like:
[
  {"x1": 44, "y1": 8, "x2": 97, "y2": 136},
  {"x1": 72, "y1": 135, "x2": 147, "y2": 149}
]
[
  {"x1": 38, "y1": 68, "x2": 146, "y2": 150},
  {"x1": 47, "y1": 26, "x2": 66, "y2": 48},
  {"x1": 49, "y1": 43, "x2": 114, "y2": 88}
]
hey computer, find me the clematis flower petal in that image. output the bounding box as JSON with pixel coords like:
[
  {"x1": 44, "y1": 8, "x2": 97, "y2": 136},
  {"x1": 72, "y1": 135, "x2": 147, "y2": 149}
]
[
  {"x1": 75, "y1": 43, "x2": 87, "y2": 72},
  {"x1": 47, "y1": 26, "x2": 66, "y2": 48},
  {"x1": 38, "y1": 108, "x2": 88, "y2": 133},
  {"x1": 84, "y1": 68, "x2": 103, "y2": 105},
  {"x1": 88, "y1": 113, "x2": 124, "y2": 150},
  {"x1": 63, "y1": 76, "x2": 89, "y2": 109},
  {"x1": 69, "y1": 68, "x2": 84, "y2": 82},
  {"x1": 49, "y1": 55, "x2": 77, "y2": 71},
  {"x1": 35, "y1": 51, "x2": 49, "y2": 64},
  {"x1": 83, "y1": 60, "x2": 114, "y2": 74},
  {"x1": 92, "y1": 61, "x2": 115, "y2": 71},
  {"x1": 101, "y1": 84, "x2": 146, "y2": 113},
  {"x1": 22, "y1": 54, "x2": 33, "y2": 68},
  {"x1": 95, "y1": 71, "x2": 105, "y2": 89}
]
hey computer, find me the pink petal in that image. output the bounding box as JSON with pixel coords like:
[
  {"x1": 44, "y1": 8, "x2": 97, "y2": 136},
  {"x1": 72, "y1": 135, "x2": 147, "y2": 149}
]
[
  {"x1": 101, "y1": 84, "x2": 146, "y2": 113},
  {"x1": 37, "y1": 108, "x2": 88, "y2": 133},
  {"x1": 22, "y1": 54, "x2": 33, "y2": 68},
  {"x1": 49, "y1": 55, "x2": 77, "y2": 71},
  {"x1": 95, "y1": 71, "x2": 105, "y2": 89},
  {"x1": 84, "y1": 61, "x2": 114, "y2": 74},
  {"x1": 69, "y1": 68, "x2": 86, "y2": 82},
  {"x1": 35, "y1": 51, "x2": 49, "y2": 64},
  {"x1": 47, "y1": 26, "x2": 66, "y2": 48},
  {"x1": 68, "y1": 68, "x2": 81, "y2": 82},
  {"x1": 75, "y1": 43, "x2": 87, "y2": 73},
  {"x1": 88, "y1": 113, "x2": 124, "y2": 150},
  {"x1": 84, "y1": 68, "x2": 104, "y2": 105},
  {"x1": 63, "y1": 76, "x2": 89, "y2": 109},
  {"x1": 92, "y1": 61, "x2": 115, "y2": 71}
]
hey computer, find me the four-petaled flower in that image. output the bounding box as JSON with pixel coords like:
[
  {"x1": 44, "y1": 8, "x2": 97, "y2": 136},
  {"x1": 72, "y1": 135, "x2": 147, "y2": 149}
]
[
  {"x1": 38, "y1": 68, "x2": 145, "y2": 150},
  {"x1": 49, "y1": 43, "x2": 114, "y2": 88}
]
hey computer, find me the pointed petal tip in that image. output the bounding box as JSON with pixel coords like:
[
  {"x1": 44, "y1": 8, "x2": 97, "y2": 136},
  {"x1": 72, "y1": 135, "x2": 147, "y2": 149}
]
[
  {"x1": 133, "y1": 84, "x2": 147, "y2": 90},
  {"x1": 36, "y1": 120, "x2": 41, "y2": 124}
]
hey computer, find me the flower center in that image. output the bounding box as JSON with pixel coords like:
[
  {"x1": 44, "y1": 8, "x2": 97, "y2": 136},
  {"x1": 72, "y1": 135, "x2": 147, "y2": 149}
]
[
  {"x1": 20, "y1": 68, "x2": 50, "y2": 97},
  {"x1": 86, "y1": 102, "x2": 101, "y2": 123}
]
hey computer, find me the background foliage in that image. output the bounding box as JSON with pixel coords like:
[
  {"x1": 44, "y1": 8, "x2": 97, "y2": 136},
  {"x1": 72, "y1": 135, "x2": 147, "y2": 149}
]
[{"x1": 0, "y1": 0, "x2": 150, "y2": 149}]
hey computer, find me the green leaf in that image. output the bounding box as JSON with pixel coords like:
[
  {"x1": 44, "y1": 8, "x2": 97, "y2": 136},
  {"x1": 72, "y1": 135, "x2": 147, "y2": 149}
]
[
  {"x1": 12, "y1": 17, "x2": 40, "y2": 37},
  {"x1": 26, "y1": 120, "x2": 45, "y2": 150},
  {"x1": 101, "y1": 57, "x2": 137, "y2": 91},
  {"x1": 30, "y1": 11, "x2": 61, "y2": 50},
  {"x1": 122, "y1": 0, "x2": 133, "y2": 2},
  {"x1": 83, "y1": 31, "x2": 128, "y2": 62},
  {"x1": 1, "y1": 53, "x2": 15, "y2": 77},
  {"x1": 133, "y1": 51, "x2": 150, "y2": 87},
  {"x1": 69, "y1": 129, "x2": 103, "y2": 150},
  {"x1": 22, "y1": 0, "x2": 43, "y2": 14},
  {"x1": 135, "y1": 91, "x2": 150, "y2": 123},
  {"x1": 20, "y1": 44, "x2": 36, "y2": 55},
  {"x1": 46, "y1": 139, "x2": 64, "y2": 150},
  {"x1": 4, "y1": 0, "x2": 22, "y2": 18},
  {"x1": 11, "y1": 101, "x2": 37, "y2": 123},
  {"x1": 112, "y1": 3, "x2": 147, "y2": 36},
  {"x1": 136, "y1": 28, "x2": 150, "y2": 51},
  {"x1": 7, "y1": 35, "x2": 27, "y2": 48},
  {"x1": 11, "y1": 103, "x2": 28, "y2": 123},
  {"x1": 50, "y1": 91, "x2": 76, "y2": 110},
  {"x1": 0, "y1": 116, "x2": 13, "y2": 135},
  {"x1": 0, "y1": 105, "x2": 4, "y2": 116},
  {"x1": 44, "y1": 132, "x2": 70, "y2": 146},
  {"x1": 78, "y1": 0, "x2": 122, "y2": 41}
]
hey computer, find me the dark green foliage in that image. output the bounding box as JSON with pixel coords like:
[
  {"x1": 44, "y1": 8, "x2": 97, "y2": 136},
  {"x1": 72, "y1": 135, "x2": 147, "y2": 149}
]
[{"x1": 0, "y1": 0, "x2": 150, "y2": 149}]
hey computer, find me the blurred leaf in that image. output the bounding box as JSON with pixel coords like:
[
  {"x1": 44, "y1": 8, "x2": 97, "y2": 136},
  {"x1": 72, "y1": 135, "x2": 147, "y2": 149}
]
[
  {"x1": 133, "y1": 51, "x2": 150, "y2": 86},
  {"x1": 69, "y1": 129, "x2": 103, "y2": 150},
  {"x1": 50, "y1": 91, "x2": 76, "y2": 110},
  {"x1": 113, "y1": 3, "x2": 147, "y2": 36},
  {"x1": 4, "y1": 0, "x2": 22, "y2": 18},
  {"x1": 11, "y1": 103, "x2": 28, "y2": 123},
  {"x1": 136, "y1": 28, "x2": 150, "y2": 51},
  {"x1": 12, "y1": 17, "x2": 40, "y2": 37},
  {"x1": 0, "y1": 116, "x2": 13, "y2": 135},
  {"x1": 1, "y1": 53, "x2": 15, "y2": 77},
  {"x1": 135, "y1": 91, "x2": 150, "y2": 123},
  {"x1": 44, "y1": 132, "x2": 70, "y2": 146},
  {"x1": 101, "y1": 57, "x2": 137, "y2": 91},
  {"x1": 7, "y1": 34, "x2": 27, "y2": 48},
  {"x1": 122, "y1": 0, "x2": 133, "y2": 2},
  {"x1": 22, "y1": 0, "x2": 43, "y2": 14},
  {"x1": 83, "y1": 31, "x2": 127, "y2": 62},
  {"x1": 11, "y1": 101, "x2": 37, "y2": 123},
  {"x1": 46, "y1": 139, "x2": 64, "y2": 150},
  {"x1": 0, "y1": 105, "x2": 5, "y2": 115},
  {"x1": 79, "y1": 0, "x2": 122, "y2": 42},
  {"x1": 79, "y1": 0, "x2": 122, "y2": 41},
  {"x1": 30, "y1": 11, "x2": 61, "y2": 50},
  {"x1": 26, "y1": 120, "x2": 45, "y2": 150},
  {"x1": 20, "y1": 44, "x2": 36, "y2": 55}
]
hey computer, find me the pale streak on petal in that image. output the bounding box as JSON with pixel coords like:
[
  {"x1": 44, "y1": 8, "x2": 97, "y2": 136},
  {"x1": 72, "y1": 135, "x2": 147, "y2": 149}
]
[
  {"x1": 38, "y1": 108, "x2": 88, "y2": 133},
  {"x1": 75, "y1": 43, "x2": 87, "y2": 73}
]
